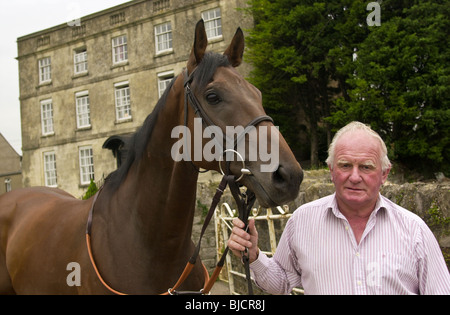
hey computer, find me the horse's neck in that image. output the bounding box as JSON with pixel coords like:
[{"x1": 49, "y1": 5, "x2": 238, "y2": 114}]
[{"x1": 91, "y1": 80, "x2": 200, "y2": 291}]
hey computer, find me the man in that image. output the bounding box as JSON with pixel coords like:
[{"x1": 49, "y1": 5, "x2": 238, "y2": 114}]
[{"x1": 228, "y1": 121, "x2": 450, "y2": 294}]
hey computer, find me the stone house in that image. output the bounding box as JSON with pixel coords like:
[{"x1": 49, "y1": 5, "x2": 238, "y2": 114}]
[{"x1": 17, "y1": 0, "x2": 253, "y2": 197}]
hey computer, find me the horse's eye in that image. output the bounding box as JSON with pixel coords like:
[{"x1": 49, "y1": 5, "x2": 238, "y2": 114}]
[{"x1": 206, "y1": 93, "x2": 221, "y2": 105}]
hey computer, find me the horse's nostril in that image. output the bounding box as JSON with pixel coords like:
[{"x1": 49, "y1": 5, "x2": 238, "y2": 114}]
[
  {"x1": 272, "y1": 164, "x2": 304, "y2": 192},
  {"x1": 273, "y1": 165, "x2": 289, "y2": 185}
]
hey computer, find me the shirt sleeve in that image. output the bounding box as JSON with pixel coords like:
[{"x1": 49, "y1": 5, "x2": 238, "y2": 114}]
[
  {"x1": 249, "y1": 215, "x2": 302, "y2": 295},
  {"x1": 416, "y1": 221, "x2": 450, "y2": 295}
]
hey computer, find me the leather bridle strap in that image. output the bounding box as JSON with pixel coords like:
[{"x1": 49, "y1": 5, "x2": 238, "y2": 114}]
[{"x1": 183, "y1": 68, "x2": 274, "y2": 156}]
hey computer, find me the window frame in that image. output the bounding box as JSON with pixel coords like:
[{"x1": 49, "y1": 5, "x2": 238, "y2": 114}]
[
  {"x1": 74, "y1": 48, "x2": 88, "y2": 74},
  {"x1": 4, "y1": 179, "x2": 11, "y2": 193},
  {"x1": 112, "y1": 35, "x2": 128, "y2": 64},
  {"x1": 43, "y1": 151, "x2": 57, "y2": 187},
  {"x1": 157, "y1": 70, "x2": 174, "y2": 98},
  {"x1": 75, "y1": 90, "x2": 91, "y2": 129},
  {"x1": 79, "y1": 146, "x2": 94, "y2": 186},
  {"x1": 40, "y1": 99, "x2": 54, "y2": 136},
  {"x1": 114, "y1": 81, "x2": 132, "y2": 121},
  {"x1": 38, "y1": 57, "x2": 52, "y2": 84},
  {"x1": 154, "y1": 22, "x2": 173, "y2": 54},
  {"x1": 202, "y1": 8, "x2": 223, "y2": 41}
]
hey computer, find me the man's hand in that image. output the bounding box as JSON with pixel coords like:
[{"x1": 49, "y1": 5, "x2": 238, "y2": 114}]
[{"x1": 227, "y1": 218, "x2": 259, "y2": 264}]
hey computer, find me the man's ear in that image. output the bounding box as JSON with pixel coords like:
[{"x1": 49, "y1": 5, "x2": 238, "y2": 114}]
[
  {"x1": 187, "y1": 19, "x2": 208, "y2": 73},
  {"x1": 381, "y1": 166, "x2": 391, "y2": 184},
  {"x1": 328, "y1": 164, "x2": 335, "y2": 183},
  {"x1": 223, "y1": 27, "x2": 245, "y2": 67}
]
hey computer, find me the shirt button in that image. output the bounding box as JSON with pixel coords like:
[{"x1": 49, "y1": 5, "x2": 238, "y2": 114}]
[
  {"x1": 357, "y1": 281, "x2": 362, "y2": 286},
  {"x1": 356, "y1": 252, "x2": 360, "y2": 257},
  {"x1": 345, "y1": 226, "x2": 349, "y2": 230}
]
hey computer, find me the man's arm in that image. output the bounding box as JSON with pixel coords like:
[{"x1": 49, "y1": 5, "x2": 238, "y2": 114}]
[
  {"x1": 416, "y1": 222, "x2": 450, "y2": 295},
  {"x1": 228, "y1": 217, "x2": 302, "y2": 294}
]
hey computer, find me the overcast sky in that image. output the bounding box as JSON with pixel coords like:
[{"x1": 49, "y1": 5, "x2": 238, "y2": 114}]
[{"x1": 0, "y1": 0, "x2": 131, "y2": 154}]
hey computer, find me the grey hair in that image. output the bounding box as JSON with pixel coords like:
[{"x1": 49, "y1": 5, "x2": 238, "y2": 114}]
[{"x1": 325, "y1": 121, "x2": 391, "y2": 172}]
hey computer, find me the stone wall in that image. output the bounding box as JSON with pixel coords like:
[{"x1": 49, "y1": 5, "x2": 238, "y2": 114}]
[{"x1": 194, "y1": 170, "x2": 450, "y2": 272}]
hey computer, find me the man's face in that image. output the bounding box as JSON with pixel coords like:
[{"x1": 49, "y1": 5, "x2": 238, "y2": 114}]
[{"x1": 329, "y1": 131, "x2": 390, "y2": 212}]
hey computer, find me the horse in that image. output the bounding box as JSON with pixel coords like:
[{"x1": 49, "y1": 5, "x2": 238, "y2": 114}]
[{"x1": 0, "y1": 20, "x2": 303, "y2": 295}]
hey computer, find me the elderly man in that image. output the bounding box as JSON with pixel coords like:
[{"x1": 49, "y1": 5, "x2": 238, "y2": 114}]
[{"x1": 228, "y1": 121, "x2": 450, "y2": 295}]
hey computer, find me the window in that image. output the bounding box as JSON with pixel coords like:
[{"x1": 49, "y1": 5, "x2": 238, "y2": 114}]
[
  {"x1": 76, "y1": 91, "x2": 90, "y2": 128},
  {"x1": 40, "y1": 99, "x2": 54, "y2": 135},
  {"x1": 39, "y1": 57, "x2": 51, "y2": 83},
  {"x1": 79, "y1": 146, "x2": 94, "y2": 185},
  {"x1": 74, "y1": 48, "x2": 88, "y2": 74},
  {"x1": 43, "y1": 152, "x2": 57, "y2": 187},
  {"x1": 157, "y1": 71, "x2": 174, "y2": 98},
  {"x1": 114, "y1": 81, "x2": 131, "y2": 121},
  {"x1": 155, "y1": 22, "x2": 172, "y2": 54},
  {"x1": 112, "y1": 35, "x2": 128, "y2": 64},
  {"x1": 202, "y1": 8, "x2": 222, "y2": 40},
  {"x1": 5, "y1": 179, "x2": 11, "y2": 193}
]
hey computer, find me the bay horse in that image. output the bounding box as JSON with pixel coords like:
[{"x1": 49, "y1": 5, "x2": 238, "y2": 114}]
[{"x1": 0, "y1": 20, "x2": 303, "y2": 295}]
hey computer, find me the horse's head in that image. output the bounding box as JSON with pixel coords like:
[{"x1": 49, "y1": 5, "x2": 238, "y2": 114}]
[{"x1": 182, "y1": 20, "x2": 303, "y2": 207}]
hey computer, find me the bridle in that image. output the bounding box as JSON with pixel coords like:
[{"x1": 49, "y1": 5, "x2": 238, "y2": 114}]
[
  {"x1": 183, "y1": 67, "x2": 274, "y2": 178},
  {"x1": 85, "y1": 67, "x2": 274, "y2": 295}
]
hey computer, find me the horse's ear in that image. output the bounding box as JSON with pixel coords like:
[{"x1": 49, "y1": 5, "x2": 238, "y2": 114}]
[
  {"x1": 188, "y1": 19, "x2": 208, "y2": 72},
  {"x1": 224, "y1": 27, "x2": 245, "y2": 67}
]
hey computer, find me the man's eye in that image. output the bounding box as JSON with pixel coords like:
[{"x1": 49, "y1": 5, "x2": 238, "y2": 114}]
[
  {"x1": 361, "y1": 165, "x2": 375, "y2": 171},
  {"x1": 206, "y1": 93, "x2": 221, "y2": 105}
]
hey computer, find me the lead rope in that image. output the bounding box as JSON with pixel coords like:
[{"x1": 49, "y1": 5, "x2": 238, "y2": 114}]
[{"x1": 226, "y1": 175, "x2": 256, "y2": 295}]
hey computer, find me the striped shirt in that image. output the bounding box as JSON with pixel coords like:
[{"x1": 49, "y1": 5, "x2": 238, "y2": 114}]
[{"x1": 250, "y1": 193, "x2": 450, "y2": 295}]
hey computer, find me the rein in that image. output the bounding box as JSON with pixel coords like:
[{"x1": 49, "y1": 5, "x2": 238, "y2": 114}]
[{"x1": 84, "y1": 68, "x2": 273, "y2": 295}]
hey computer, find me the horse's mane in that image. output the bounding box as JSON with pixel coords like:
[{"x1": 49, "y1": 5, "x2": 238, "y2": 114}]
[{"x1": 105, "y1": 52, "x2": 231, "y2": 191}]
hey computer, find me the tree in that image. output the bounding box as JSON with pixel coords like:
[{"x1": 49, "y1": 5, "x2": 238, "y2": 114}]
[
  {"x1": 82, "y1": 178, "x2": 98, "y2": 200},
  {"x1": 246, "y1": 0, "x2": 449, "y2": 176},
  {"x1": 245, "y1": 0, "x2": 362, "y2": 167},
  {"x1": 329, "y1": 0, "x2": 450, "y2": 176}
]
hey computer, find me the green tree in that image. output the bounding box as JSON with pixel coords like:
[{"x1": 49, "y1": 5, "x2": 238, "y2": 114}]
[
  {"x1": 246, "y1": 0, "x2": 449, "y2": 176},
  {"x1": 245, "y1": 0, "x2": 362, "y2": 167},
  {"x1": 329, "y1": 0, "x2": 450, "y2": 176},
  {"x1": 82, "y1": 178, "x2": 99, "y2": 200}
]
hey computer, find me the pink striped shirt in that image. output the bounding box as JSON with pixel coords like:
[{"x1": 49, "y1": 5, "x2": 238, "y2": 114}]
[{"x1": 250, "y1": 193, "x2": 450, "y2": 295}]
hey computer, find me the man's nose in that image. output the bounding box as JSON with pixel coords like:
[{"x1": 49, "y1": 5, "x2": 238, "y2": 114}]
[{"x1": 349, "y1": 166, "x2": 362, "y2": 183}]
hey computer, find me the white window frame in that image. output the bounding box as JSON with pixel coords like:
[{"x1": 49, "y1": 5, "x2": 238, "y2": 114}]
[
  {"x1": 112, "y1": 35, "x2": 128, "y2": 64},
  {"x1": 157, "y1": 71, "x2": 174, "y2": 98},
  {"x1": 114, "y1": 81, "x2": 132, "y2": 121},
  {"x1": 79, "y1": 146, "x2": 94, "y2": 186},
  {"x1": 40, "y1": 99, "x2": 54, "y2": 136},
  {"x1": 74, "y1": 48, "x2": 88, "y2": 74},
  {"x1": 75, "y1": 90, "x2": 91, "y2": 129},
  {"x1": 39, "y1": 57, "x2": 51, "y2": 84},
  {"x1": 202, "y1": 8, "x2": 222, "y2": 41},
  {"x1": 5, "y1": 179, "x2": 11, "y2": 193},
  {"x1": 155, "y1": 22, "x2": 173, "y2": 54},
  {"x1": 43, "y1": 151, "x2": 57, "y2": 187}
]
